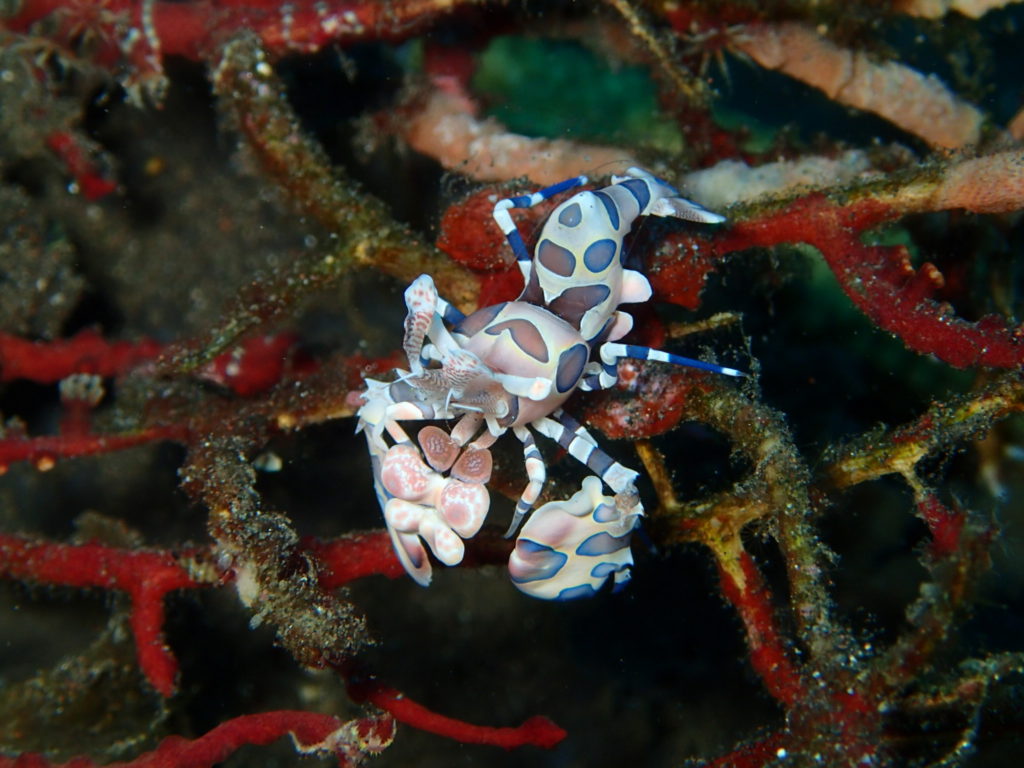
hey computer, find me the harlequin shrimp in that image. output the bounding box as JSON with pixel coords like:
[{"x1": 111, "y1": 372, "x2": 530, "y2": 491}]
[{"x1": 356, "y1": 168, "x2": 741, "y2": 600}]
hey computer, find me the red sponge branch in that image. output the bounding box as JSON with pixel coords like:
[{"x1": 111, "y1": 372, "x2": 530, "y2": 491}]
[
  {"x1": 345, "y1": 676, "x2": 567, "y2": 749},
  {"x1": 711, "y1": 194, "x2": 1024, "y2": 368},
  {"x1": 0, "y1": 330, "x2": 163, "y2": 383},
  {"x1": 0, "y1": 530, "x2": 565, "y2": 754},
  {"x1": 0, "y1": 710, "x2": 396, "y2": 768},
  {"x1": 0, "y1": 329, "x2": 320, "y2": 473},
  {"x1": 0, "y1": 427, "x2": 191, "y2": 473},
  {"x1": 45, "y1": 132, "x2": 118, "y2": 201},
  {"x1": 5, "y1": 0, "x2": 485, "y2": 70},
  {"x1": 0, "y1": 534, "x2": 204, "y2": 696},
  {"x1": 715, "y1": 549, "x2": 805, "y2": 708},
  {"x1": 305, "y1": 531, "x2": 408, "y2": 587}
]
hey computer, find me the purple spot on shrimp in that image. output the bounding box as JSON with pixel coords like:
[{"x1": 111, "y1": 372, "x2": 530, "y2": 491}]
[
  {"x1": 537, "y1": 239, "x2": 576, "y2": 277},
  {"x1": 486, "y1": 319, "x2": 549, "y2": 363},
  {"x1": 387, "y1": 379, "x2": 418, "y2": 403},
  {"x1": 548, "y1": 284, "x2": 611, "y2": 329},
  {"x1": 518, "y1": 265, "x2": 543, "y2": 305},
  {"x1": 588, "y1": 451, "x2": 614, "y2": 479},
  {"x1": 591, "y1": 561, "x2": 621, "y2": 579},
  {"x1": 497, "y1": 396, "x2": 519, "y2": 428},
  {"x1": 555, "y1": 343, "x2": 588, "y2": 393},
  {"x1": 620, "y1": 178, "x2": 651, "y2": 211},
  {"x1": 576, "y1": 531, "x2": 631, "y2": 556},
  {"x1": 509, "y1": 539, "x2": 567, "y2": 583},
  {"x1": 454, "y1": 302, "x2": 506, "y2": 337},
  {"x1": 556, "y1": 584, "x2": 599, "y2": 600},
  {"x1": 557, "y1": 202, "x2": 582, "y2": 227},
  {"x1": 583, "y1": 239, "x2": 616, "y2": 272},
  {"x1": 593, "y1": 191, "x2": 619, "y2": 230}
]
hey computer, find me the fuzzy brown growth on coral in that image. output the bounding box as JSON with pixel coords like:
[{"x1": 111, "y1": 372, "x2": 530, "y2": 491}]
[{"x1": 1, "y1": 2, "x2": 1023, "y2": 767}]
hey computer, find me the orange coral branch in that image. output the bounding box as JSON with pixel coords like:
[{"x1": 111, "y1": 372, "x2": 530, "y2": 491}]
[
  {"x1": 878, "y1": 149, "x2": 1024, "y2": 214},
  {"x1": 824, "y1": 373, "x2": 1024, "y2": 490},
  {"x1": 732, "y1": 22, "x2": 983, "y2": 149},
  {"x1": 895, "y1": 0, "x2": 1021, "y2": 18},
  {"x1": 399, "y1": 87, "x2": 641, "y2": 184},
  {"x1": 0, "y1": 427, "x2": 190, "y2": 473},
  {"x1": 1008, "y1": 105, "x2": 1024, "y2": 141}
]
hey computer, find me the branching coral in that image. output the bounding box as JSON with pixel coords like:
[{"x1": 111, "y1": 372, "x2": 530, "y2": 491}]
[
  {"x1": 730, "y1": 21, "x2": 985, "y2": 150},
  {"x1": 1, "y1": 1, "x2": 1023, "y2": 767}
]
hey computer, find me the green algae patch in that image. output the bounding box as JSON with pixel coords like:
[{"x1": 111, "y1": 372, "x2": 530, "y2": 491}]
[{"x1": 473, "y1": 36, "x2": 683, "y2": 153}]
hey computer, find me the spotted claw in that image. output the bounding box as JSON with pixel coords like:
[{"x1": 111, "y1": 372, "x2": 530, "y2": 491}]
[
  {"x1": 508, "y1": 476, "x2": 642, "y2": 600},
  {"x1": 376, "y1": 438, "x2": 492, "y2": 585}
]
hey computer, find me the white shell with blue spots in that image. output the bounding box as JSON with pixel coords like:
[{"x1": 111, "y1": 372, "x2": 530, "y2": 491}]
[
  {"x1": 356, "y1": 168, "x2": 729, "y2": 599},
  {"x1": 509, "y1": 476, "x2": 641, "y2": 600}
]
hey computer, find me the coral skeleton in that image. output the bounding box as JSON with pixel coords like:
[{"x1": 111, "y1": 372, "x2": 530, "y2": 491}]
[{"x1": 1, "y1": 1, "x2": 1023, "y2": 766}]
